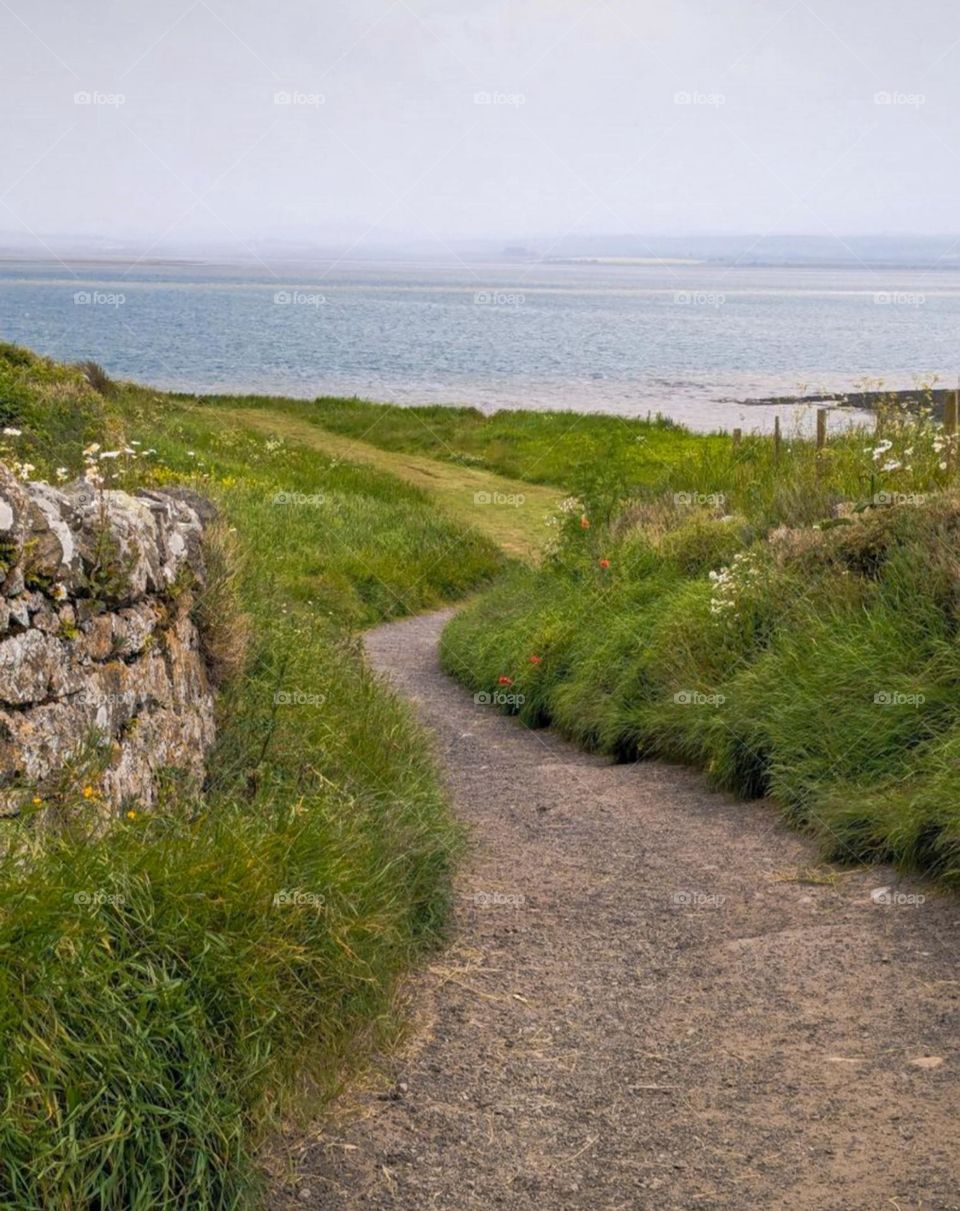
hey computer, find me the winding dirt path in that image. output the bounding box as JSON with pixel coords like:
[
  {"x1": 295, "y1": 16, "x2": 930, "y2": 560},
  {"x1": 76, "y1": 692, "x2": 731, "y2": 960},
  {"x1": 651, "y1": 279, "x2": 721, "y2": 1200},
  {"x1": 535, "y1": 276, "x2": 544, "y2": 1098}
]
[{"x1": 274, "y1": 610, "x2": 959, "y2": 1211}]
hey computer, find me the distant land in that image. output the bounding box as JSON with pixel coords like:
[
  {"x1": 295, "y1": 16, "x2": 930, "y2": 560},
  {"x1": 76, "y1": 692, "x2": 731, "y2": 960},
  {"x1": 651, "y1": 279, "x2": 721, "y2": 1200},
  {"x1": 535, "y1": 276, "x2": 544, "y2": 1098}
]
[
  {"x1": 543, "y1": 256, "x2": 703, "y2": 266},
  {"x1": 3, "y1": 232, "x2": 960, "y2": 270}
]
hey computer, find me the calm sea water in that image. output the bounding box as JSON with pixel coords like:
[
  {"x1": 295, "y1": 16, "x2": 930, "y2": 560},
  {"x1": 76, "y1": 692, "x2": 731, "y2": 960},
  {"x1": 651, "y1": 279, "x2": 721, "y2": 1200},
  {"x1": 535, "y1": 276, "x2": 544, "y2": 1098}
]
[{"x1": 1, "y1": 257, "x2": 957, "y2": 433}]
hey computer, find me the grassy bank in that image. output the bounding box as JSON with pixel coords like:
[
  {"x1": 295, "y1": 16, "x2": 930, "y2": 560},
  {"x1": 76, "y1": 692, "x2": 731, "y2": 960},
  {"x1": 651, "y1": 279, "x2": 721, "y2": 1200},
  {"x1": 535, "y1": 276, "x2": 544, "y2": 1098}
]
[
  {"x1": 196, "y1": 388, "x2": 955, "y2": 533},
  {"x1": 442, "y1": 402, "x2": 960, "y2": 889},
  {"x1": 208, "y1": 405, "x2": 560, "y2": 562},
  {"x1": 0, "y1": 347, "x2": 503, "y2": 1208},
  {"x1": 183, "y1": 390, "x2": 721, "y2": 492}
]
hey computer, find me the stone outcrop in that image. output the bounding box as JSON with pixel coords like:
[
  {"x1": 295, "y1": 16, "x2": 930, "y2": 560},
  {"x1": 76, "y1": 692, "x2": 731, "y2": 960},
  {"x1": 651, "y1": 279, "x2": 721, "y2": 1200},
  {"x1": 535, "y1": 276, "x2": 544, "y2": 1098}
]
[{"x1": 0, "y1": 466, "x2": 217, "y2": 824}]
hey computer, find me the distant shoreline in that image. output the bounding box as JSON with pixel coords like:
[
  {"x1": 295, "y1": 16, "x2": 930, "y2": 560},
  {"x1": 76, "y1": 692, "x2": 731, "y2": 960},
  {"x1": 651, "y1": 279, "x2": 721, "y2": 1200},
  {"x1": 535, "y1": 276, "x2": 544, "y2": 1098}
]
[
  {"x1": 543, "y1": 256, "x2": 704, "y2": 266},
  {"x1": 740, "y1": 386, "x2": 956, "y2": 417}
]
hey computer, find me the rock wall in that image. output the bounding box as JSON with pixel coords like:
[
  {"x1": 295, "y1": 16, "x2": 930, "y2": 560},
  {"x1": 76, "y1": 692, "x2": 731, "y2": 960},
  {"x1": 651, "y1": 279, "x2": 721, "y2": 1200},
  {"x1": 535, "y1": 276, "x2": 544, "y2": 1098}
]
[{"x1": 0, "y1": 466, "x2": 217, "y2": 824}]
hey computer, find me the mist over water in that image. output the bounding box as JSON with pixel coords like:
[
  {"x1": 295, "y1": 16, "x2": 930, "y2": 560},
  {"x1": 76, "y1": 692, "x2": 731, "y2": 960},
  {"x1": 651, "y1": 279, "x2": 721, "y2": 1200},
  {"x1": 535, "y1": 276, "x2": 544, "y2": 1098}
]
[{"x1": 2, "y1": 257, "x2": 955, "y2": 433}]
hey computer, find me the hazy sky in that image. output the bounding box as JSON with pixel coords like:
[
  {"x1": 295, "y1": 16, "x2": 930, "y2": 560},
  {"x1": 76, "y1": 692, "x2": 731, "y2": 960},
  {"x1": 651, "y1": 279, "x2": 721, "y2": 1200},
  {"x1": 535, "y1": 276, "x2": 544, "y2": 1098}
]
[{"x1": 1, "y1": 0, "x2": 958, "y2": 253}]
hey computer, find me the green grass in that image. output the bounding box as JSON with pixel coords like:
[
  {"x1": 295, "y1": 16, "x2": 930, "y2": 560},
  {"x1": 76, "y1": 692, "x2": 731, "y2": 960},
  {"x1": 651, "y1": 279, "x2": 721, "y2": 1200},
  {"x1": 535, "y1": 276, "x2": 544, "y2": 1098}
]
[
  {"x1": 183, "y1": 390, "x2": 718, "y2": 493},
  {"x1": 0, "y1": 343, "x2": 121, "y2": 475},
  {"x1": 4, "y1": 343, "x2": 955, "y2": 1205},
  {"x1": 192, "y1": 388, "x2": 960, "y2": 534},
  {"x1": 0, "y1": 347, "x2": 504, "y2": 1208},
  {"x1": 117, "y1": 397, "x2": 505, "y2": 627},
  {"x1": 208, "y1": 405, "x2": 560, "y2": 562},
  {"x1": 442, "y1": 415, "x2": 960, "y2": 891}
]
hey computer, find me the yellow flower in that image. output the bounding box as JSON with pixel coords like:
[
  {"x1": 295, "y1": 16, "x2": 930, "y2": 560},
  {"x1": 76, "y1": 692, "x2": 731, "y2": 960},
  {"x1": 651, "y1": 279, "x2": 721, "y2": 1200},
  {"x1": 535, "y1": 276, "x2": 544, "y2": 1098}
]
[
  {"x1": 126, "y1": 810, "x2": 137, "y2": 820},
  {"x1": 32, "y1": 796, "x2": 42, "y2": 806},
  {"x1": 82, "y1": 786, "x2": 95, "y2": 799}
]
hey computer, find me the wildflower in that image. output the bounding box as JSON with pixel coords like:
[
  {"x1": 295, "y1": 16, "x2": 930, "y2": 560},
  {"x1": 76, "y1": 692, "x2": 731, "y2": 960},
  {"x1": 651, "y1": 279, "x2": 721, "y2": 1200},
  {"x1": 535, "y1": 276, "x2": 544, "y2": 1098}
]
[
  {"x1": 580, "y1": 516, "x2": 590, "y2": 529},
  {"x1": 497, "y1": 675, "x2": 513, "y2": 686},
  {"x1": 32, "y1": 796, "x2": 42, "y2": 806},
  {"x1": 871, "y1": 439, "x2": 893, "y2": 461},
  {"x1": 598, "y1": 558, "x2": 610, "y2": 569},
  {"x1": 99, "y1": 450, "x2": 121, "y2": 460},
  {"x1": 126, "y1": 810, "x2": 137, "y2": 820},
  {"x1": 55, "y1": 466, "x2": 69, "y2": 481},
  {"x1": 51, "y1": 583, "x2": 67, "y2": 601},
  {"x1": 2, "y1": 427, "x2": 21, "y2": 436},
  {"x1": 528, "y1": 654, "x2": 542, "y2": 665},
  {"x1": 880, "y1": 459, "x2": 902, "y2": 473},
  {"x1": 82, "y1": 786, "x2": 95, "y2": 799},
  {"x1": 708, "y1": 551, "x2": 762, "y2": 618},
  {"x1": 83, "y1": 443, "x2": 101, "y2": 456}
]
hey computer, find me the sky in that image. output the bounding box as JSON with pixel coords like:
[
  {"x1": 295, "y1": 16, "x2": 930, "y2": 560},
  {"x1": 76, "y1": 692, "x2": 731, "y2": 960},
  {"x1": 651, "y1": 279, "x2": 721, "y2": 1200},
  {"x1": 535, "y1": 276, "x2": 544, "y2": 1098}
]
[{"x1": 1, "y1": 0, "x2": 958, "y2": 256}]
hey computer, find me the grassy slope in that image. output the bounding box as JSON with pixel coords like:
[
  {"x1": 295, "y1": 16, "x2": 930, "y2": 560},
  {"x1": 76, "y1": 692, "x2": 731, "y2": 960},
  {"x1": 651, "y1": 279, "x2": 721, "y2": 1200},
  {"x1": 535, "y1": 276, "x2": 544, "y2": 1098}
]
[
  {"x1": 184, "y1": 391, "x2": 722, "y2": 493},
  {"x1": 210, "y1": 405, "x2": 558, "y2": 561},
  {"x1": 200, "y1": 391, "x2": 958, "y2": 532},
  {"x1": 442, "y1": 406, "x2": 960, "y2": 891},
  {"x1": 0, "y1": 348, "x2": 505, "y2": 1209}
]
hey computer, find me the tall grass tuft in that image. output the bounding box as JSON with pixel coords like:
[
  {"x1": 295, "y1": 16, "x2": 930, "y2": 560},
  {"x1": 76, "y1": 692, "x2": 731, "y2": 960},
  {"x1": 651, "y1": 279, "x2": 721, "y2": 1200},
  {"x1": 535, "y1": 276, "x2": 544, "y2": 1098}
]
[{"x1": 77, "y1": 359, "x2": 115, "y2": 396}]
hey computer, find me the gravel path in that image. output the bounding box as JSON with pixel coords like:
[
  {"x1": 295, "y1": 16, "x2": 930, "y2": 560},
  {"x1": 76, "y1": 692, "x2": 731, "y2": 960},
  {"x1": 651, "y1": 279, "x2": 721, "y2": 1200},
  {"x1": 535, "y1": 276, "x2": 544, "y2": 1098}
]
[{"x1": 274, "y1": 609, "x2": 960, "y2": 1211}]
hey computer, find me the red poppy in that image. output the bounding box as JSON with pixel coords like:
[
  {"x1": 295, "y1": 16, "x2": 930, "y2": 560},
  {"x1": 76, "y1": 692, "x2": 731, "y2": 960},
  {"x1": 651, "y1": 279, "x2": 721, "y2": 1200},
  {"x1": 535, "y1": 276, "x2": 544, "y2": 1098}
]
[
  {"x1": 598, "y1": 558, "x2": 611, "y2": 570},
  {"x1": 528, "y1": 654, "x2": 542, "y2": 665},
  {"x1": 580, "y1": 516, "x2": 590, "y2": 529},
  {"x1": 497, "y1": 675, "x2": 513, "y2": 686}
]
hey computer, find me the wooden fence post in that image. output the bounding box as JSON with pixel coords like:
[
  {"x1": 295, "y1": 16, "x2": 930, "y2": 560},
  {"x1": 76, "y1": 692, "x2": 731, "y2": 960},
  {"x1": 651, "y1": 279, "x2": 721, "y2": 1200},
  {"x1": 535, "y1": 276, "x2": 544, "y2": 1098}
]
[
  {"x1": 773, "y1": 415, "x2": 781, "y2": 465},
  {"x1": 945, "y1": 394, "x2": 957, "y2": 434},
  {"x1": 732, "y1": 428, "x2": 742, "y2": 449},
  {"x1": 945, "y1": 389, "x2": 959, "y2": 473},
  {"x1": 816, "y1": 408, "x2": 827, "y2": 450},
  {"x1": 815, "y1": 408, "x2": 827, "y2": 478}
]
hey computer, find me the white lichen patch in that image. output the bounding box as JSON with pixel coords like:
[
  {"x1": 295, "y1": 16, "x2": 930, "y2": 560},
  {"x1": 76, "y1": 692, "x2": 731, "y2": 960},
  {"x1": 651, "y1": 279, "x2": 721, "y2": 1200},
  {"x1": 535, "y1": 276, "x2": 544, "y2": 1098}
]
[{"x1": 29, "y1": 488, "x2": 75, "y2": 567}]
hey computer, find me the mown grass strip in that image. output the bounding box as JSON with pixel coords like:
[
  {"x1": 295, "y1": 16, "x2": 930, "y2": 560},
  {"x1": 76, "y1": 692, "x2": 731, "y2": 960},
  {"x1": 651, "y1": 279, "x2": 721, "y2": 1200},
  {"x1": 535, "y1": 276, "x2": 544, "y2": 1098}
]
[{"x1": 209, "y1": 405, "x2": 559, "y2": 562}]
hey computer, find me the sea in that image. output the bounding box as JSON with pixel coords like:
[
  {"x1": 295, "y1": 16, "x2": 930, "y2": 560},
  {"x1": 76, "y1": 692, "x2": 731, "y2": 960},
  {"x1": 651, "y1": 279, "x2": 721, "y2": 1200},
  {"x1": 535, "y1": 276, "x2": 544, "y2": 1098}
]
[{"x1": 1, "y1": 256, "x2": 958, "y2": 434}]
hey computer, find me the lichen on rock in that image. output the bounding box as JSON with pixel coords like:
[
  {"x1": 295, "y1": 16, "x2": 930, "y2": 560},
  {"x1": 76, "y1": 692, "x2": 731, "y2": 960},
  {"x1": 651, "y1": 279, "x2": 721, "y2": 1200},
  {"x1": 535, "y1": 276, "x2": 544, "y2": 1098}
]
[{"x1": 0, "y1": 464, "x2": 218, "y2": 824}]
